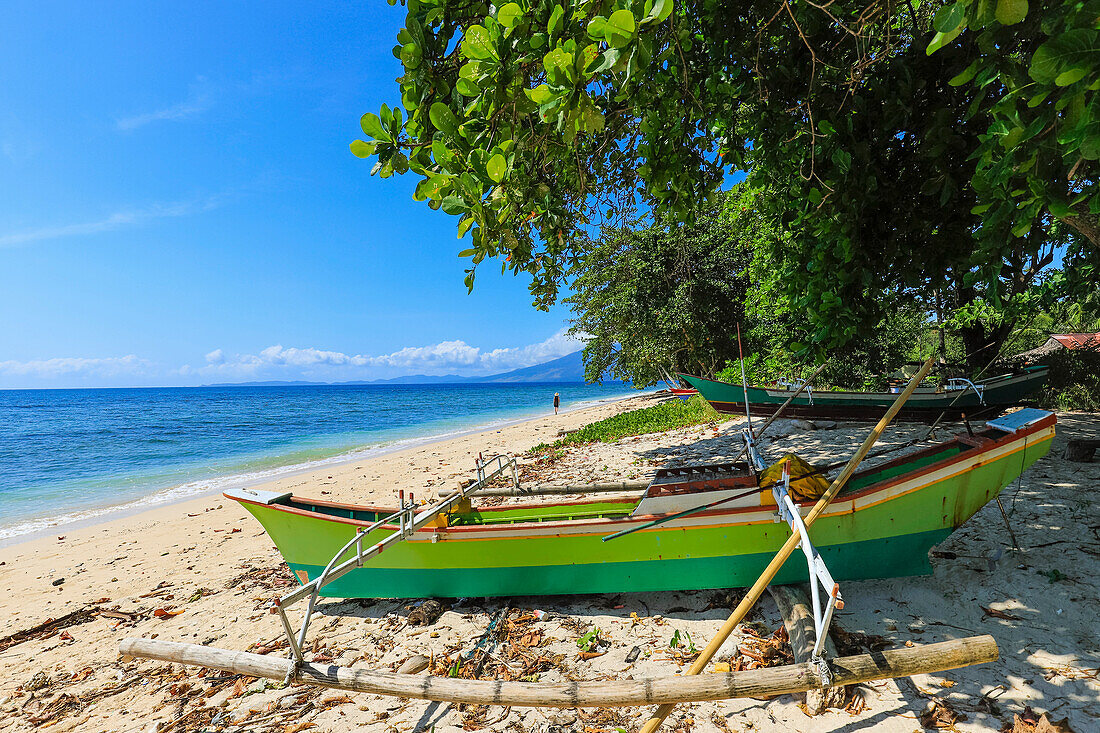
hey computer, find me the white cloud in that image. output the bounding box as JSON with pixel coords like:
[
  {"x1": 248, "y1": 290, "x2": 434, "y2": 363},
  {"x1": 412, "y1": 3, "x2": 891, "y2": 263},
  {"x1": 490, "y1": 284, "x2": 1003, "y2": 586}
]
[
  {"x1": 0, "y1": 195, "x2": 225, "y2": 248},
  {"x1": 197, "y1": 330, "x2": 583, "y2": 381},
  {"x1": 115, "y1": 81, "x2": 211, "y2": 131},
  {"x1": 0, "y1": 355, "x2": 152, "y2": 381},
  {"x1": 0, "y1": 332, "x2": 583, "y2": 388}
]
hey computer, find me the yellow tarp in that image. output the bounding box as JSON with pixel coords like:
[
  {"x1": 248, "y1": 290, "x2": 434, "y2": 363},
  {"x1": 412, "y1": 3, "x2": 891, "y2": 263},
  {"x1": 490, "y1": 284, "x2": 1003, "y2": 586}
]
[{"x1": 757, "y1": 453, "x2": 829, "y2": 503}]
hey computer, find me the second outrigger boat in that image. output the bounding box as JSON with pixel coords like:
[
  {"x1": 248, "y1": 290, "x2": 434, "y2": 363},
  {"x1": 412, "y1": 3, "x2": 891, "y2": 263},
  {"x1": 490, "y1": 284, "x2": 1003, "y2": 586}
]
[{"x1": 680, "y1": 366, "x2": 1049, "y2": 422}]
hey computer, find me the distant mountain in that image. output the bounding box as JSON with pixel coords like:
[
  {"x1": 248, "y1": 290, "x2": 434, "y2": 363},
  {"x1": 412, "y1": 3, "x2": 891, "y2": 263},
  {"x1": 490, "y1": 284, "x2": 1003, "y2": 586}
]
[
  {"x1": 205, "y1": 350, "x2": 616, "y2": 387},
  {"x1": 470, "y1": 350, "x2": 589, "y2": 383}
]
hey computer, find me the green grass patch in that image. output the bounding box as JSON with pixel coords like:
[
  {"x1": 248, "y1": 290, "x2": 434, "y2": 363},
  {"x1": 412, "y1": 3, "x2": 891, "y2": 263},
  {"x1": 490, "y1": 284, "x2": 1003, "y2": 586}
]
[{"x1": 530, "y1": 395, "x2": 720, "y2": 453}]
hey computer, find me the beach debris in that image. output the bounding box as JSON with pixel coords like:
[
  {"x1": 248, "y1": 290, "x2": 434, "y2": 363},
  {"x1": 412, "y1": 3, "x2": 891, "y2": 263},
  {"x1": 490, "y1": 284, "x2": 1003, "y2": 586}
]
[
  {"x1": 0, "y1": 605, "x2": 103, "y2": 652},
  {"x1": 225, "y1": 563, "x2": 296, "y2": 593},
  {"x1": 734, "y1": 625, "x2": 793, "y2": 670},
  {"x1": 51, "y1": 577, "x2": 65, "y2": 586},
  {"x1": 1001, "y1": 706, "x2": 1076, "y2": 733},
  {"x1": 981, "y1": 605, "x2": 1023, "y2": 621},
  {"x1": 408, "y1": 598, "x2": 444, "y2": 625},
  {"x1": 396, "y1": 655, "x2": 431, "y2": 674},
  {"x1": 26, "y1": 692, "x2": 82, "y2": 726},
  {"x1": 920, "y1": 699, "x2": 966, "y2": 729},
  {"x1": 154, "y1": 607, "x2": 185, "y2": 619},
  {"x1": 625, "y1": 646, "x2": 641, "y2": 664},
  {"x1": 830, "y1": 623, "x2": 891, "y2": 654},
  {"x1": 24, "y1": 671, "x2": 51, "y2": 691}
]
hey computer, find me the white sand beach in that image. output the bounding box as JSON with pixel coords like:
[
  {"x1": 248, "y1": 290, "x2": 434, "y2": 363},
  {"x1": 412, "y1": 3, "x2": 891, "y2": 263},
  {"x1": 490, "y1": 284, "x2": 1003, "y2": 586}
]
[{"x1": 1, "y1": 394, "x2": 1096, "y2": 732}]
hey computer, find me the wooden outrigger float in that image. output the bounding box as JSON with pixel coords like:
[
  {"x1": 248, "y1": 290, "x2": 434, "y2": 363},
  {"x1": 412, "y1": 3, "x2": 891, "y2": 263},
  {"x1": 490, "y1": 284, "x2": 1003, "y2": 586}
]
[
  {"x1": 119, "y1": 361, "x2": 1045, "y2": 728},
  {"x1": 119, "y1": 635, "x2": 998, "y2": 707}
]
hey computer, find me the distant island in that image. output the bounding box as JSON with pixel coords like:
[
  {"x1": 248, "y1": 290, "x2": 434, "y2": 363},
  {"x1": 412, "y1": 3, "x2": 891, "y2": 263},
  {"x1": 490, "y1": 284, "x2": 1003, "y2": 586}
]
[{"x1": 205, "y1": 350, "x2": 624, "y2": 387}]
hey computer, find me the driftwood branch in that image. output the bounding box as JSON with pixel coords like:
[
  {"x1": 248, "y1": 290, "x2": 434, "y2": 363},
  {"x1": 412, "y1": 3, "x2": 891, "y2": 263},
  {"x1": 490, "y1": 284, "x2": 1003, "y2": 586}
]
[
  {"x1": 119, "y1": 635, "x2": 996, "y2": 708},
  {"x1": 768, "y1": 584, "x2": 846, "y2": 714}
]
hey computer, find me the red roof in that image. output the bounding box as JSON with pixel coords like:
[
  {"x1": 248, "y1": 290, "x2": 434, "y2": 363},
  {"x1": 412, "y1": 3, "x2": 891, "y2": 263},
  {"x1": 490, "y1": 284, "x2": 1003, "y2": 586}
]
[{"x1": 1051, "y1": 333, "x2": 1100, "y2": 349}]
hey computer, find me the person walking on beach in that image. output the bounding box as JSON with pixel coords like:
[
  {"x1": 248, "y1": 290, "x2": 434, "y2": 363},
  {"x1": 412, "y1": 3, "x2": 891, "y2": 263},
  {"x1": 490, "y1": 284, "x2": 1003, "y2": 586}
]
[{"x1": 553, "y1": 392, "x2": 560, "y2": 415}]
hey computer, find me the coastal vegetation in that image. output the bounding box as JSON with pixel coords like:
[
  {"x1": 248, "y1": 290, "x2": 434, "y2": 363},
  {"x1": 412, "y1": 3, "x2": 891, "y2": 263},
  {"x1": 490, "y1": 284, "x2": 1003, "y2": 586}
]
[
  {"x1": 529, "y1": 394, "x2": 718, "y2": 453},
  {"x1": 355, "y1": 1, "x2": 1098, "y2": 404}
]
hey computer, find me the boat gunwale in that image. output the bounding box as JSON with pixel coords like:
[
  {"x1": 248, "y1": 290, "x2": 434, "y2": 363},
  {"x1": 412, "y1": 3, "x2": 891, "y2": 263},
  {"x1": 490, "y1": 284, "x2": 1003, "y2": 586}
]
[
  {"x1": 228, "y1": 414, "x2": 1055, "y2": 536},
  {"x1": 680, "y1": 368, "x2": 1048, "y2": 402}
]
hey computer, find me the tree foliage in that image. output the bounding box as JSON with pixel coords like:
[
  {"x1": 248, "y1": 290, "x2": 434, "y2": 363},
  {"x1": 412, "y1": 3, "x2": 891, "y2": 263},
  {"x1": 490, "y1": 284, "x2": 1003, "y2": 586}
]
[
  {"x1": 355, "y1": 0, "x2": 1097, "y2": 353},
  {"x1": 567, "y1": 187, "x2": 763, "y2": 386}
]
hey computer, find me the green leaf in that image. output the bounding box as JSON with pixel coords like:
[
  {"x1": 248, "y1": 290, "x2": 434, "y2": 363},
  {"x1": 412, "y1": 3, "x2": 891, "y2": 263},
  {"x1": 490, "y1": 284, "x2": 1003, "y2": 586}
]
[
  {"x1": 457, "y1": 78, "x2": 480, "y2": 97},
  {"x1": 349, "y1": 140, "x2": 376, "y2": 158},
  {"x1": 1030, "y1": 30, "x2": 1099, "y2": 84},
  {"x1": 605, "y1": 10, "x2": 637, "y2": 49},
  {"x1": 927, "y1": 26, "x2": 964, "y2": 55},
  {"x1": 547, "y1": 5, "x2": 564, "y2": 37},
  {"x1": 458, "y1": 247, "x2": 477, "y2": 257},
  {"x1": 933, "y1": 3, "x2": 966, "y2": 33},
  {"x1": 441, "y1": 195, "x2": 468, "y2": 215},
  {"x1": 948, "y1": 60, "x2": 979, "y2": 86},
  {"x1": 994, "y1": 0, "x2": 1027, "y2": 26},
  {"x1": 587, "y1": 16, "x2": 608, "y2": 39},
  {"x1": 430, "y1": 102, "x2": 459, "y2": 137},
  {"x1": 526, "y1": 84, "x2": 554, "y2": 104},
  {"x1": 643, "y1": 0, "x2": 674, "y2": 25},
  {"x1": 457, "y1": 217, "x2": 476, "y2": 238},
  {"x1": 463, "y1": 25, "x2": 496, "y2": 60},
  {"x1": 497, "y1": 2, "x2": 523, "y2": 28},
  {"x1": 400, "y1": 42, "x2": 422, "y2": 69},
  {"x1": 1047, "y1": 199, "x2": 1074, "y2": 218},
  {"x1": 360, "y1": 113, "x2": 391, "y2": 142},
  {"x1": 487, "y1": 153, "x2": 507, "y2": 182},
  {"x1": 831, "y1": 148, "x2": 851, "y2": 173},
  {"x1": 1055, "y1": 68, "x2": 1087, "y2": 86},
  {"x1": 391, "y1": 152, "x2": 409, "y2": 174},
  {"x1": 586, "y1": 48, "x2": 622, "y2": 75}
]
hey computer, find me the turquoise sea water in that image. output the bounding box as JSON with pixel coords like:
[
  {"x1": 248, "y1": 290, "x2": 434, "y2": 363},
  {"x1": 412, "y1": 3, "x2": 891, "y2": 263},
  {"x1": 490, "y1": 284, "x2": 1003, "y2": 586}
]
[{"x1": 0, "y1": 382, "x2": 640, "y2": 542}]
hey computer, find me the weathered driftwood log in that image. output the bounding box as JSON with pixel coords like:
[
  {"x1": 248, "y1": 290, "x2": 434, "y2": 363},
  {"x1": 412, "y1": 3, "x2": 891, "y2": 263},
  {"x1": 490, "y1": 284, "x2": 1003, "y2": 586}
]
[
  {"x1": 119, "y1": 635, "x2": 996, "y2": 708},
  {"x1": 438, "y1": 480, "x2": 649, "y2": 498},
  {"x1": 767, "y1": 584, "x2": 846, "y2": 715},
  {"x1": 1065, "y1": 439, "x2": 1100, "y2": 462}
]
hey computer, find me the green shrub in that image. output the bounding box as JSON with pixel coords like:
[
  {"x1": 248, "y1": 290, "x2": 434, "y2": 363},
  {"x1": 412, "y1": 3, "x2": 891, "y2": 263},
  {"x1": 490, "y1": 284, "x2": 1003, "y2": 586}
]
[
  {"x1": 1034, "y1": 345, "x2": 1100, "y2": 412},
  {"x1": 529, "y1": 395, "x2": 719, "y2": 453}
]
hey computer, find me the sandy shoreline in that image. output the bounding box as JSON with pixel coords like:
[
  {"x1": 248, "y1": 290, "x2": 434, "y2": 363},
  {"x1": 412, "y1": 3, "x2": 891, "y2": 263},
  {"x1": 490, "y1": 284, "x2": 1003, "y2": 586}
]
[{"x1": 0, "y1": 395, "x2": 1096, "y2": 732}]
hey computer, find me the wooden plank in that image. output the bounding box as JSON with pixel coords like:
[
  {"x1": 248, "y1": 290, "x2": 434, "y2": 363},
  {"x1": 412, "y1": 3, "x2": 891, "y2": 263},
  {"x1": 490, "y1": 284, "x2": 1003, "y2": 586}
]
[
  {"x1": 767, "y1": 585, "x2": 845, "y2": 715},
  {"x1": 118, "y1": 634, "x2": 997, "y2": 707},
  {"x1": 438, "y1": 481, "x2": 649, "y2": 498}
]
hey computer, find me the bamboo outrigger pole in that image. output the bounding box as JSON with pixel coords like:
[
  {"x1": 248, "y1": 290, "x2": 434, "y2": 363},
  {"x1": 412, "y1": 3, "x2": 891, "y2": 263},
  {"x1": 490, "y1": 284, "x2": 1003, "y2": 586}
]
[
  {"x1": 119, "y1": 634, "x2": 996, "y2": 707},
  {"x1": 638, "y1": 357, "x2": 935, "y2": 733}
]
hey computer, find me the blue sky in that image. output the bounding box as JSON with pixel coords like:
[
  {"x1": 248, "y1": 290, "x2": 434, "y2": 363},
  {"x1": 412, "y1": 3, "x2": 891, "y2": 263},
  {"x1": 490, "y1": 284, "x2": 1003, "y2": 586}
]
[{"x1": 0, "y1": 2, "x2": 579, "y2": 388}]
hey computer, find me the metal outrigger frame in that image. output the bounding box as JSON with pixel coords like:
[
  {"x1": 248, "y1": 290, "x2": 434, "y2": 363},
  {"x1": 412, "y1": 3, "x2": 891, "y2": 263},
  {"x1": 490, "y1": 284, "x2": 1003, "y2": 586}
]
[
  {"x1": 741, "y1": 430, "x2": 843, "y2": 683},
  {"x1": 273, "y1": 453, "x2": 519, "y2": 681}
]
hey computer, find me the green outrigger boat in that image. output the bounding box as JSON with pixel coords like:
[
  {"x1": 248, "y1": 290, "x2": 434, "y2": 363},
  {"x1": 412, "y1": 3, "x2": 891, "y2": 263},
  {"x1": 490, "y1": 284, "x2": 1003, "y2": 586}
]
[
  {"x1": 227, "y1": 409, "x2": 1055, "y2": 600},
  {"x1": 680, "y1": 366, "x2": 1048, "y2": 422}
]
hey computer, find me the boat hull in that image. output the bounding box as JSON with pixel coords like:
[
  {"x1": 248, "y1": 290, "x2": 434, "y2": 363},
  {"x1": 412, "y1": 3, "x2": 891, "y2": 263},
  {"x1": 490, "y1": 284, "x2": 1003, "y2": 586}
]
[
  {"x1": 232, "y1": 416, "x2": 1054, "y2": 599},
  {"x1": 679, "y1": 369, "x2": 1048, "y2": 423}
]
